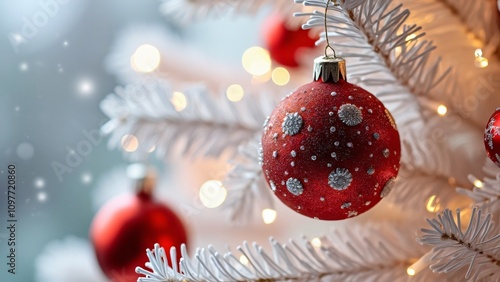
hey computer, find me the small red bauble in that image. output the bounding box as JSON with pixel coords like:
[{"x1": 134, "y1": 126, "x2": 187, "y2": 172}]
[
  {"x1": 90, "y1": 191, "x2": 188, "y2": 281},
  {"x1": 262, "y1": 14, "x2": 317, "y2": 67},
  {"x1": 484, "y1": 108, "x2": 500, "y2": 167},
  {"x1": 261, "y1": 79, "x2": 401, "y2": 220}
]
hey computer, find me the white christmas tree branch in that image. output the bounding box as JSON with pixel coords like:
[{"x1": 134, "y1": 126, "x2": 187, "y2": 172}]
[
  {"x1": 438, "y1": 0, "x2": 500, "y2": 52},
  {"x1": 159, "y1": 0, "x2": 294, "y2": 24},
  {"x1": 100, "y1": 82, "x2": 274, "y2": 159},
  {"x1": 137, "y1": 223, "x2": 426, "y2": 281},
  {"x1": 418, "y1": 208, "x2": 500, "y2": 281},
  {"x1": 223, "y1": 136, "x2": 273, "y2": 224},
  {"x1": 457, "y1": 159, "x2": 500, "y2": 215}
]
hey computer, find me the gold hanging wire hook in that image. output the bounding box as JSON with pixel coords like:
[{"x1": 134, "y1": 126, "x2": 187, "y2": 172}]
[{"x1": 324, "y1": 0, "x2": 339, "y2": 58}]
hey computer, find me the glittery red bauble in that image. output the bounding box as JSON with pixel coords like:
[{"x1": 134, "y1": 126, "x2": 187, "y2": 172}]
[
  {"x1": 262, "y1": 14, "x2": 317, "y2": 67},
  {"x1": 484, "y1": 108, "x2": 500, "y2": 167},
  {"x1": 90, "y1": 192, "x2": 188, "y2": 281},
  {"x1": 261, "y1": 80, "x2": 401, "y2": 220}
]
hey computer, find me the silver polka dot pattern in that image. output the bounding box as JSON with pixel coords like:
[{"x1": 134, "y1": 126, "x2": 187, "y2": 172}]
[
  {"x1": 286, "y1": 178, "x2": 304, "y2": 195},
  {"x1": 328, "y1": 168, "x2": 353, "y2": 191},
  {"x1": 282, "y1": 112, "x2": 303, "y2": 136},
  {"x1": 380, "y1": 177, "x2": 396, "y2": 198},
  {"x1": 338, "y1": 104, "x2": 363, "y2": 126}
]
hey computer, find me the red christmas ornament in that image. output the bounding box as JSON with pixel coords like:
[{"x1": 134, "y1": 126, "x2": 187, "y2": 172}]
[
  {"x1": 90, "y1": 166, "x2": 188, "y2": 282},
  {"x1": 484, "y1": 108, "x2": 500, "y2": 167},
  {"x1": 260, "y1": 56, "x2": 401, "y2": 220},
  {"x1": 262, "y1": 13, "x2": 317, "y2": 67}
]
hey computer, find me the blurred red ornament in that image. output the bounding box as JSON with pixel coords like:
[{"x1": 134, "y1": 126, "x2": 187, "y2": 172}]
[
  {"x1": 262, "y1": 13, "x2": 317, "y2": 67},
  {"x1": 90, "y1": 166, "x2": 188, "y2": 282},
  {"x1": 484, "y1": 108, "x2": 500, "y2": 167},
  {"x1": 261, "y1": 57, "x2": 401, "y2": 220}
]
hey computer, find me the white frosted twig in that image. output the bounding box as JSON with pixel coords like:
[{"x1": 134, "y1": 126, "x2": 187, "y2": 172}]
[
  {"x1": 100, "y1": 82, "x2": 274, "y2": 159},
  {"x1": 137, "y1": 222, "x2": 426, "y2": 281},
  {"x1": 418, "y1": 208, "x2": 500, "y2": 281}
]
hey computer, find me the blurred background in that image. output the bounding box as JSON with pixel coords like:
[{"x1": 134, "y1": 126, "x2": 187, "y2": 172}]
[{"x1": 0, "y1": 1, "x2": 341, "y2": 281}]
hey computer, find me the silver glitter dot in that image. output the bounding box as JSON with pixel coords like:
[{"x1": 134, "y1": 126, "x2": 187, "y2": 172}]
[
  {"x1": 270, "y1": 181, "x2": 276, "y2": 191},
  {"x1": 311, "y1": 155, "x2": 317, "y2": 160},
  {"x1": 282, "y1": 112, "x2": 303, "y2": 136},
  {"x1": 320, "y1": 197, "x2": 325, "y2": 201},
  {"x1": 347, "y1": 142, "x2": 353, "y2": 148},
  {"x1": 263, "y1": 116, "x2": 270, "y2": 130},
  {"x1": 348, "y1": 95, "x2": 353, "y2": 100},
  {"x1": 333, "y1": 106, "x2": 338, "y2": 111},
  {"x1": 284, "y1": 171, "x2": 289, "y2": 175},
  {"x1": 348, "y1": 211, "x2": 358, "y2": 217},
  {"x1": 373, "y1": 133, "x2": 380, "y2": 139},
  {"x1": 334, "y1": 141, "x2": 340, "y2": 146},
  {"x1": 367, "y1": 166, "x2": 375, "y2": 175},
  {"x1": 338, "y1": 104, "x2": 363, "y2": 126},
  {"x1": 301, "y1": 107, "x2": 306, "y2": 112},
  {"x1": 365, "y1": 201, "x2": 371, "y2": 206},
  {"x1": 331, "y1": 91, "x2": 337, "y2": 96},
  {"x1": 368, "y1": 141, "x2": 372, "y2": 145},
  {"x1": 329, "y1": 112, "x2": 334, "y2": 116},
  {"x1": 291, "y1": 161, "x2": 295, "y2": 167},
  {"x1": 331, "y1": 152, "x2": 337, "y2": 158},
  {"x1": 380, "y1": 177, "x2": 396, "y2": 198},
  {"x1": 291, "y1": 150, "x2": 297, "y2": 157},
  {"x1": 258, "y1": 145, "x2": 263, "y2": 165},
  {"x1": 281, "y1": 180, "x2": 285, "y2": 185},
  {"x1": 327, "y1": 163, "x2": 332, "y2": 167},
  {"x1": 304, "y1": 178, "x2": 308, "y2": 183},
  {"x1": 273, "y1": 133, "x2": 278, "y2": 139},
  {"x1": 300, "y1": 145, "x2": 305, "y2": 150},
  {"x1": 368, "y1": 109, "x2": 373, "y2": 114},
  {"x1": 365, "y1": 126, "x2": 369, "y2": 130},
  {"x1": 341, "y1": 202, "x2": 351, "y2": 209},
  {"x1": 286, "y1": 178, "x2": 304, "y2": 195},
  {"x1": 273, "y1": 151, "x2": 278, "y2": 158},
  {"x1": 355, "y1": 167, "x2": 359, "y2": 172},
  {"x1": 314, "y1": 217, "x2": 319, "y2": 220},
  {"x1": 369, "y1": 154, "x2": 373, "y2": 157},
  {"x1": 330, "y1": 126, "x2": 336, "y2": 133},
  {"x1": 357, "y1": 131, "x2": 361, "y2": 135},
  {"x1": 383, "y1": 148, "x2": 390, "y2": 158},
  {"x1": 297, "y1": 205, "x2": 302, "y2": 210},
  {"x1": 328, "y1": 168, "x2": 352, "y2": 190},
  {"x1": 307, "y1": 125, "x2": 313, "y2": 132}
]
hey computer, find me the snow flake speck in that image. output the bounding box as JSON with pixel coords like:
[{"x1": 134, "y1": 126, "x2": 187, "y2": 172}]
[
  {"x1": 328, "y1": 168, "x2": 353, "y2": 191},
  {"x1": 282, "y1": 112, "x2": 303, "y2": 136},
  {"x1": 338, "y1": 104, "x2": 363, "y2": 126},
  {"x1": 380, "y1": 177, "x2": 395, "y2": 198},
  {"x1": 330, "y1": 126, "x2": 336, "y2": 133},
  {"x1": 291, "y1": 150, "x2": 297, "y2": 157},
  {"x1": 286, "y1": 178, "x2": 304, "y2": 195}
]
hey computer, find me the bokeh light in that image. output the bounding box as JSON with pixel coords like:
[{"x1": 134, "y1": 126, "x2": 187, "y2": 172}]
[
  {"x1": 171, "y1": 91, "x2": 187, "y2": 112},
  {"x1": 226, "y1": 84, "x2": 244, "y2": 102},
  {"x1": 437, "y1": 105, "x2": 447, "y2": 116},
  {"x1": 242, "y1": 46, "x2": 271, "y2": 76},
  {"x1": 271, "y1": 67, "x2": 290, "y2": 86},
  {"x1": 199, "y1": 180, "x2": 227, "y2": 208},
  {"x1": 131, "y1": 44, "x2": 161, "y2": 73},
  {"x1": 261, "y1": 208, "x2": 277, "y2": 224},
  {"x1": 121, "y1": 135, "x2": 139, "y2": 152}
]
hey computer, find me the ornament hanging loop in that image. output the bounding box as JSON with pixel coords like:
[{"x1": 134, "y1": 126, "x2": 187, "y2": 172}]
[{"x1": 313, "y1": 0, "x2": 346, "y2": 83}]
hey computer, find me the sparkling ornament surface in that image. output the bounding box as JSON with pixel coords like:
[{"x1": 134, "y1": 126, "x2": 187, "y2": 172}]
[
  {"x1": 261, "y1": 80, "x2": 401, "y2": 220},
  {"x1": 262, "y1": 14, "x2": 317, "y2": 67},
  {"x1": 90, "y1": 192, "x2": 188, "y2": 281},
  {"x1": 484, "y1": 108, "x2": 500, "y2": 167}
]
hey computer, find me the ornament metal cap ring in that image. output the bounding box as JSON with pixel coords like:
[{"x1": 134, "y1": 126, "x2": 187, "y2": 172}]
[{"x1": 313, "y1": 55, "x2": 346, "y2": 83}]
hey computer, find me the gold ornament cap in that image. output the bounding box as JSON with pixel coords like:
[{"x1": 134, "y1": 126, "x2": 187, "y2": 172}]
[{"x1": 313, "y1": 56, "x2": 346, "y2": 83}]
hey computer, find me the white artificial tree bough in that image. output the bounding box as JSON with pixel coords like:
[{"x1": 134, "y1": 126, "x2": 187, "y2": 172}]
[{"x1": 418, "y1": 208, "x2": 500, "y2": 281}]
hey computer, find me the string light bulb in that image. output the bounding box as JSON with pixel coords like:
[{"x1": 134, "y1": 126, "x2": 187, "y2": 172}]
[
  {"x1": 131, "y1": 44, "x2": 161, "y2": 73},
  {"x1": 121, "y1": 134, "x2": 139, "y2": 152},
  {"x1": 171, "y1": 91, "x2": 187, "y2": 112},
  {"x1": 437, "y1": 105, "x2": 447, "y2": 116},
  {"x1": 226, "y1": 84, "x2": 244, "y2": 102},
  {"x1": 242, "y1": 47, "x2": 272, "y2": 76},
  {"x1": 261, "y1": 208, "x2": 277, "y2": 224},
  {"x1": 199, "y1": 180, "x2": 227, "y2": 208}
]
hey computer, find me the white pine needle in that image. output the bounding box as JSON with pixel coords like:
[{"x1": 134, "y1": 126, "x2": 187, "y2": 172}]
[{"x1": 418, "y1": 208, "x2": 500, "y2": 281}]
